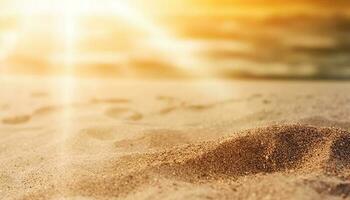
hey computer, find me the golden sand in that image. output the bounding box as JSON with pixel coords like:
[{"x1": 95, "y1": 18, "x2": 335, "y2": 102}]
[{"x1": 1, "y1": 78, "x2": 350, "y2": 199}]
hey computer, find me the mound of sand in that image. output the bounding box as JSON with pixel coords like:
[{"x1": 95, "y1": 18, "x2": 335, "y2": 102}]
[{"x1": 17, "y1": 124, "x2": 350, "y2": 200}]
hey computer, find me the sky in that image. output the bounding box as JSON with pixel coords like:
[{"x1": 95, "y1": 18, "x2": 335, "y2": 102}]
[{"x1": 0, "y1": 0, "x2": 349, "y2": 79}]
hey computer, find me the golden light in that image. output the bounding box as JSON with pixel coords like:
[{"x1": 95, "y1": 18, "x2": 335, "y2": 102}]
[
  {"x1": 0, "y1": 0, "x2": 232, "y2": 100},
  {"x1": 0, "y1": 0, "x2": 233, "y2": 108},
  {"x1": 0, "y1": 0, "x2": 212, "y2": 77}
]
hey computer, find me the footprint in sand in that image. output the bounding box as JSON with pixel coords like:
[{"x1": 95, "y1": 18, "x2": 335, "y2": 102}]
[
  {"x1": 159, "y1": 106, "x2": 179, "y2": 115},
  {"x1": 184, "y1": 103, "x2": 215, "y2": 111},
  {"x1": 105, "y1": 107, "x2": 143, "y2": 121},
  {"x1": 262, "y1": 99, "x2": 271, "y2": 104},
  {"x1": 33, "y1": 103, "x2": 90, "y2": 116},
  {"x1": 2, "y1": 115, "x2": 31, "y2": 125},
  {"x1": 33, "y1": 105, "x2": 65, "y2": 116},
  {"x1": 81, "y1": 127, "x2": 116, "y2": 141},
  {"x1": 2, "y1": 103, "x2": 97, "y2": 125},
  {"x1": 2, "y1": 104, "x2": 64, "y2": 125}
]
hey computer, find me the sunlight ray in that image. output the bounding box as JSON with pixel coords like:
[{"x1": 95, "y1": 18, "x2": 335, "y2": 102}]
[
  {"x1": 108, "y1": 0, "x2": 211, "y2": 75},
  {"x1": 108, "y1": 0, "x2": 230, "y2": 97},
  {"x1": 55, "y1": 0, "x2": 78, "y2": 138}
]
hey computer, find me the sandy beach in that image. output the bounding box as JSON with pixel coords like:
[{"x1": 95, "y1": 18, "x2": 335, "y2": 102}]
[
  {"x1": 1, "y1": 76, "x2": 350, "y2": 199},
  {"x1": 0, "y1": 0, "x2": 349, "y2": 199}
]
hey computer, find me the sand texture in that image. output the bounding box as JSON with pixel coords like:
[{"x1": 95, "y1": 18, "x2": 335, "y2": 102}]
[{"x1": 1, "y1": 77, "x2": 350, "y2": 200}]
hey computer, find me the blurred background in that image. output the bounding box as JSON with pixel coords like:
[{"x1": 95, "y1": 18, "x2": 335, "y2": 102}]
[{"x1": 0, "y1": 0, "x2": 349, "y2": 79}]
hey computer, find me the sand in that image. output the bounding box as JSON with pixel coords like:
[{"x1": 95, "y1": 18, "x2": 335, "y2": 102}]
[{"x1": 1, "y1": 76, "x2": 350, "y2": 200}]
